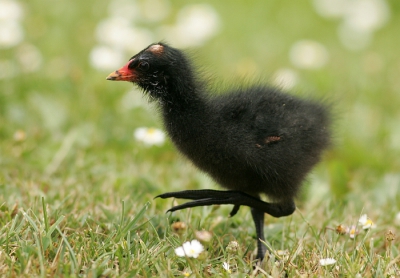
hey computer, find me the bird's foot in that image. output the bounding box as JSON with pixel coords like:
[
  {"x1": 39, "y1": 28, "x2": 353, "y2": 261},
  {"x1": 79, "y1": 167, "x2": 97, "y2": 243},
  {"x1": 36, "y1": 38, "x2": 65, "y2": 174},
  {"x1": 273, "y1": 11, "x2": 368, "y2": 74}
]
[{"x1": 156, "y1": 189, "x2": 259, "y2": 217}]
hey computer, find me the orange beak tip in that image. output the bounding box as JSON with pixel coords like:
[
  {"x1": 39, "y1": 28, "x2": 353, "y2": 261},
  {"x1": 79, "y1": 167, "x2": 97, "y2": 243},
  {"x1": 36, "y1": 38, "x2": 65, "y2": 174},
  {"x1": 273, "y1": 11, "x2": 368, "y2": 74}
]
[{"x1": 106, "y1": 71, "x2": 119, "y2": 81}]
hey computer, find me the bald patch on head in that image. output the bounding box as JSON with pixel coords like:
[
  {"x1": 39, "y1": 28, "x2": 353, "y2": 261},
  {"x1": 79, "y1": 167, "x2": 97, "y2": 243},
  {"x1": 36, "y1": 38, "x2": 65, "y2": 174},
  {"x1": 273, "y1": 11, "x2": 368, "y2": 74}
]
[{"x1": 147, "y1": 44, "x2": 164, "y2": 55}]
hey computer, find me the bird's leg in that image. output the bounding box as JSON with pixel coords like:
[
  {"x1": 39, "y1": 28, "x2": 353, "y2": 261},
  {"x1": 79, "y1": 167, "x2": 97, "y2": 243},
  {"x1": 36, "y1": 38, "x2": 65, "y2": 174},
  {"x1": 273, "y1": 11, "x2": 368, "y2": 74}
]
[
  {"x1": 156, "y1": 189, "x2": 296, "y2": 260},
  {"x1": 156, "y1": 189, "x2": 295, "y2": 218},
  {"x1": 251, "y1": 207, "x2": 267, "y2": 261}
]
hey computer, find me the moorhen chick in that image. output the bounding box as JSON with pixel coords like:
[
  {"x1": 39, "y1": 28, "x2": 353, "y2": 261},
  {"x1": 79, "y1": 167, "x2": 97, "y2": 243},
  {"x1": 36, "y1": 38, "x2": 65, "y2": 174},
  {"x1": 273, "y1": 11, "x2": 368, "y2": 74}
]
[{"x1": 107, "y1": 42, "x2": 331, "y2": 261}]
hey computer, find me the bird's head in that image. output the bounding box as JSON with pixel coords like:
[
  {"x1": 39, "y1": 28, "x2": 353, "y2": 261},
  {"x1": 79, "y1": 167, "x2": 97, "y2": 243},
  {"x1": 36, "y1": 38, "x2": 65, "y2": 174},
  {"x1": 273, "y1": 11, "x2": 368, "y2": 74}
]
[{"x1": 106, "y1": 42, "x2": 192, "y2": 96}]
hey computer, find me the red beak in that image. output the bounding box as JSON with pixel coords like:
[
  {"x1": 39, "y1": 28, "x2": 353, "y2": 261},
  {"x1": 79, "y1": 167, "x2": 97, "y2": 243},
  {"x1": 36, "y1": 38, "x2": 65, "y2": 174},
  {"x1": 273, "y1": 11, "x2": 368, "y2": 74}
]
[{"x1": 106, "y1": 60, "x2": 137, "y2": 81}]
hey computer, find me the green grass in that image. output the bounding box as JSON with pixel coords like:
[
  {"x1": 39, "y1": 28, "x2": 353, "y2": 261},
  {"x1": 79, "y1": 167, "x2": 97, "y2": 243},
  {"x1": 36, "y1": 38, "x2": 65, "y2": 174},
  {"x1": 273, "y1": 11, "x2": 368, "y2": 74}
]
[{"x1": 1, "y1": 0, "x2": 400, "y2": 277}]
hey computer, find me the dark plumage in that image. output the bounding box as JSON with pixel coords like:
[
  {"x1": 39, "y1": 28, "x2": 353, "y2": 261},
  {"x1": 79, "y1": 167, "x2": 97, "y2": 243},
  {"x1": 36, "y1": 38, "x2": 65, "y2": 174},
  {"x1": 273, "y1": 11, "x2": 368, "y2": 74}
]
[{"x1": 107, "y1": 42, "x2": 331, "y2": 260}]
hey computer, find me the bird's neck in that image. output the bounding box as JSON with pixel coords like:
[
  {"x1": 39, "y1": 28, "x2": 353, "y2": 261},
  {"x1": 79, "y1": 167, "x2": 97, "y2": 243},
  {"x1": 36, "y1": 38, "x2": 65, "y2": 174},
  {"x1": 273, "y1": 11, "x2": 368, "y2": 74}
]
[
  {"x1": 155, "y1": 77, "x2": 210, "y2": 144},
  {"x1": 157, "y1": 73, "x2": 207, "y2": 115}
]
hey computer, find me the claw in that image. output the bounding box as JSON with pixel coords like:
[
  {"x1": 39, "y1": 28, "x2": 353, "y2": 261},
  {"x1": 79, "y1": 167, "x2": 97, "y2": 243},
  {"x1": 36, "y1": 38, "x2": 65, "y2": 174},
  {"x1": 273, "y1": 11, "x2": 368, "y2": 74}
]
[{"x1": 229, "y1": 205, "x2": 241, "y2": 217}]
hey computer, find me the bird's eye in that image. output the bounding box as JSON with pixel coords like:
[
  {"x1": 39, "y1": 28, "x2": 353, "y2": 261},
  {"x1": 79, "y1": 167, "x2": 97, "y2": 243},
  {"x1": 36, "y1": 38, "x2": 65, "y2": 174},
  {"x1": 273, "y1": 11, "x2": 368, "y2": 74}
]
[{"x1": 138, "y1": 61, "x2": 149, "y2": 71}]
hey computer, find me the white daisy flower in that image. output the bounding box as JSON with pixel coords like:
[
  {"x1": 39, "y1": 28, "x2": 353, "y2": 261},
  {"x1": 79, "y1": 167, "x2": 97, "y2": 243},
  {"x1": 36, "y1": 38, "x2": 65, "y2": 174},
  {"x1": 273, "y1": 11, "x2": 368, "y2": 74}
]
[
  {"x1": 319, "y1": 257, "x2": 337, "y2": 266},
  {"x1": 349, "y1": 225, "x2": 358, "y2": 239},
  {"x1": 222, "y1": 262, "x2": 231, "y2": 273},
  {"x1": 358, "y1": 214, "x2": 376, "y2": 229},
  {"x1": 174, "y1": 240, "x2": 204, "y2": 258},
  {"x1": 134, "y1": 127, "x2": 165, "y2": 146}
]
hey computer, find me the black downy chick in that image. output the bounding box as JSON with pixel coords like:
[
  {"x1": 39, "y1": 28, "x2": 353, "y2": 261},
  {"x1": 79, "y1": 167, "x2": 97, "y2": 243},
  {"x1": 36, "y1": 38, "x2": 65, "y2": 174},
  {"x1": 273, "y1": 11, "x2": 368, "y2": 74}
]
[{"x1": 107, "y1": 43, "x2": 331, "y2": 261}]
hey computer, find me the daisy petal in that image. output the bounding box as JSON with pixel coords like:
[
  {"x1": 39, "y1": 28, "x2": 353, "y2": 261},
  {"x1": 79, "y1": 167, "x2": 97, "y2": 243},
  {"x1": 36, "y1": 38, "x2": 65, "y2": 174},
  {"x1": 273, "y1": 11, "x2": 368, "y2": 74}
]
[
  {"x1": 175, "y1": 246, "x2": 185, "y2": 257},
  {"x1": 320, "y1": 258, "x2": 336, "y2": 266},
  {"x1": 175, "y1": 240, "x2": 204, "y2": 258}
]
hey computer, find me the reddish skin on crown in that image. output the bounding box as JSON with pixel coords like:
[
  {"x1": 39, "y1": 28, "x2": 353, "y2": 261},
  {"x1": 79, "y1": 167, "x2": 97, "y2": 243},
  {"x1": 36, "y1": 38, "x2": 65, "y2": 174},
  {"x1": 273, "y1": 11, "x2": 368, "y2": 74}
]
[{"x1": 147, "y1": 44, "x2": 164, "y2": 55}]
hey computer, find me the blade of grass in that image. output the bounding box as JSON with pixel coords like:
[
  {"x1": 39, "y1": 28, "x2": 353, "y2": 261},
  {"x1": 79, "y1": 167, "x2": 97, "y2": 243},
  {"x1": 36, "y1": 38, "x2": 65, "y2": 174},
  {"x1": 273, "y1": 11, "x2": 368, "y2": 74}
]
[
  {"x1": 56, "y1": 226, "x2": 78, "y2": 272},
  {"x1": 114, "y1": 201, "x2": 150, "y2": 242}
]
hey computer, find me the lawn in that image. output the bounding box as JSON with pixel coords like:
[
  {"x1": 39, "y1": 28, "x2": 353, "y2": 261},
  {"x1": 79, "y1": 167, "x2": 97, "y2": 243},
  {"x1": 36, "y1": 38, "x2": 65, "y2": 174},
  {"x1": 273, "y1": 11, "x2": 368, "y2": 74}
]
[{"x1": 1, "y1": 0, "x2": 400, "y2": 277}]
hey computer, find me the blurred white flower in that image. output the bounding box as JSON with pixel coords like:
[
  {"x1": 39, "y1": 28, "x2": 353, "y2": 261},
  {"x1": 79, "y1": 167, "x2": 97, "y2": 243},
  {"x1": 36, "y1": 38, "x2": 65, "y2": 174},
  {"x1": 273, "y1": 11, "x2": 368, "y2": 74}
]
[
  {"x1": 358, "y1": 214, "x2": 376, "y2": 229},
  {"x1": 314, "y1": 0, "x2": 389, "y2": 31},
  {"x1": 16, "y1": 44, "x2": 43, "y2": 72},
  {"x1": 96, "y1": 17, "x2": 153, "y2": 53},
  {"x1": 195, "y1": 230, "x2": 213, "y2": 242},
  {"x1": 337, "y1": 0, "x2": 389, "y2": 51},
  {"x1": 396, "y1": 212, "x2": 400, "y2": 223},
  {"x1": 108, "y1": 0, "x2": 138, "y2": 19},
  {"x1": 222, "y1": 262, "x2": 231, "y2": 273},
  {"x1": 337, "y1": 23, "x2": 372, "y2": 51},
  {"x1": 349, "y1": 225, "x2": 358, "y2": 239},
  {"x1": 134, "y1": 127, "x2": 165, "y2": 146},
  {"x1": 96, "y1": 17, "x2": 131, "y2": 46},
  {"x1": 0, "y1": 0, "x2": 23, "y2": 21},
  {"x1": 13, "y1": 129, "x2": 26, "y2": 142},
  {"x1": 90, "y1": 13, "x2": 154, "y2": 71},
  {"x1": 0, "y1": 21, "x2": 23, "y2": 48},
  {"x1": 313, "y1": 0, "x2": 390, "y2": 51},
  {"x1": 272, "y1": 68, "x2": 298, "y2": 90},
  {"x1": 312, "y1": 0, "x2": 347, "y2": 18},
  {"x1": 141, "y1": 0, "x2": 170, "y2": 22},
  {"x1": 290, "y1": 40, "x2": 329, "y2": 69},
  {"x1": 90, "y1": 2, "x2": 220, "y2": 69},
  {"x1": 343, "y1": 0, "x2": 390, "y2": 33},
  {"x1": 89, "y1": 45, "x2": 124, "y2": 71},
  {"x1": 174, "y1": 240, "x2": 204, "y2": 258},
  {"x1": 319, "y1": 257, "x2": 336, "y2": 266},
  {"x1": 161, "y1": 4, "x2": 220, "y2": 47}
]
